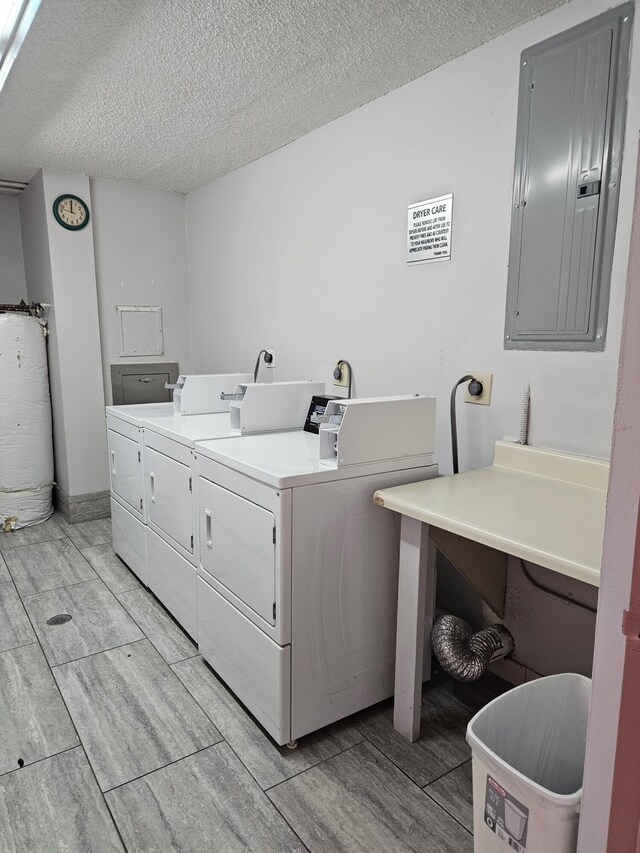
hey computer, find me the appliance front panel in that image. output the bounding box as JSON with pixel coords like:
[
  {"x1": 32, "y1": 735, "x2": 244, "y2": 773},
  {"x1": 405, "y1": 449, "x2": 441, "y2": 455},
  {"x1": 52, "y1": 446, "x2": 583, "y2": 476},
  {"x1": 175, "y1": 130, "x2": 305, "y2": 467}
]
[
  {"x1": 147, "y1": 528, "x2": 197, "y2": 640},
  {"x1": 110, "y1": 498, "x2": 147, "y2": 585},
  {"x1": 290, "y1": 465, "x2": 437, "y2": 738},
  {"x1": 108, "y1": 429, "x2": 143, "y2": 516},
  {"x1": 145, "y1": 446, "x2": 193, "y2": 553},
  {"x1": 198, "y1": 477, "x2": 276, "y2": 626},
  {"x1": 197, "y1": 576, "x2": 290, "y2": 744}
]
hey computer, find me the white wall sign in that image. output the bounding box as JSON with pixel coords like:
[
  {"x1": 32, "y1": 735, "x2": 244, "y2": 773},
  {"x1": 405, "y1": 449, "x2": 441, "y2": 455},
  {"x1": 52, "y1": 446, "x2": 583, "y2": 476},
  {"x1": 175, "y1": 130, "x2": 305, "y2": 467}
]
[{"x1": 407, "y1": 193, "x2": 453, "y2": 265}]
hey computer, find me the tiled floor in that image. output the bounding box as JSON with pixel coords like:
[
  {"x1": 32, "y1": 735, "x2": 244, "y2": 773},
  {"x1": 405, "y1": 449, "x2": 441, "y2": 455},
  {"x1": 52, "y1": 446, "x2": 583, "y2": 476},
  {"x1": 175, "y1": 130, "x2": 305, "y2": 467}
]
[{"x1": 0, "y1": 514, "x2": 505, "y2": 852}]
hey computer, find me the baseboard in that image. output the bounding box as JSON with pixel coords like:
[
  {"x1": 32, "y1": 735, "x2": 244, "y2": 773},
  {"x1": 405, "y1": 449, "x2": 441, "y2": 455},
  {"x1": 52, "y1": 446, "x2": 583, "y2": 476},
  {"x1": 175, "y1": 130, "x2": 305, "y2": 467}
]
[{"x1": 53, "y1": 486, "x2": 111, "y2": 523}]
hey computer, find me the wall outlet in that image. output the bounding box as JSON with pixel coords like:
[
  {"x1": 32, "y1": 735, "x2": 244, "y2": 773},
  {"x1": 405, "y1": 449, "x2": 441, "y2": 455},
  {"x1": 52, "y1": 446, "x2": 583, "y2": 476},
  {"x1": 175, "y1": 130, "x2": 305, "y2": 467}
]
[
  {"x1": 464, "y1": 372, "x2": 493, "y2": 405},
  {"x1": 333, "y1": 360, "x2": 350, "y2": 388},
  {"x1": 265, "y1": 349, "x2": 276, "y2": 368}
]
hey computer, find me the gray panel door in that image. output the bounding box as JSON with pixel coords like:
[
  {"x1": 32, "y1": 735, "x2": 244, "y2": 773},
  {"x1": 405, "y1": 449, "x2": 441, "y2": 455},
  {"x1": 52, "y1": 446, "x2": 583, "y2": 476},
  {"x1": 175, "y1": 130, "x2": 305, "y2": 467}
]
[
  {"x1": 110, "y1": 362, "x2": 178, "y2": 404},
  {"x1": 514, "y1": 30, "x2": 611, "y2": 338},
  {"x1": 122, "y1": 372, "x2": 171, "y2": 404},
  {"x1": 505, "y1": 4, "x2": 633, "y2": 350}
]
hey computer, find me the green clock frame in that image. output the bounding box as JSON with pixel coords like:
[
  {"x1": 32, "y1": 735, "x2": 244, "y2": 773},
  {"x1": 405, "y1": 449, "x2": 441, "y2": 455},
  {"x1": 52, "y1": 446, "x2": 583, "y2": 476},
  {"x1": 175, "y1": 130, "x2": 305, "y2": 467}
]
[{"x1": 52, "y1": 194, "x2": 90, "y2": 231}]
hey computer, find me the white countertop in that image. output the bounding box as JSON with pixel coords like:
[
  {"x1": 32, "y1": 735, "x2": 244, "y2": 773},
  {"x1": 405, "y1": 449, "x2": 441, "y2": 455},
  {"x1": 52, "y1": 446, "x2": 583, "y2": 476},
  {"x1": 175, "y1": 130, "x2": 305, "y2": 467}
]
[
  {"x1": 142, "y1": 412, "x2": 232, "y2": 448},
  {"x1": 195, "y1": 431, "x2": 436, "y2": 489},
  {"x1": 374, "y1": 441, "x2": 609, "y2": 587}
]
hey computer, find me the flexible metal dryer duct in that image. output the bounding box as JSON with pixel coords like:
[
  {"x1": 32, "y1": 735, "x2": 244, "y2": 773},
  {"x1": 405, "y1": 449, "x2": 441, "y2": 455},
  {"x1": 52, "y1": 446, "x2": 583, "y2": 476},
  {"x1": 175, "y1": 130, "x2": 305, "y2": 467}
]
[{"x1": 432, "y1": 613, "x2": 514, "y2": 682}]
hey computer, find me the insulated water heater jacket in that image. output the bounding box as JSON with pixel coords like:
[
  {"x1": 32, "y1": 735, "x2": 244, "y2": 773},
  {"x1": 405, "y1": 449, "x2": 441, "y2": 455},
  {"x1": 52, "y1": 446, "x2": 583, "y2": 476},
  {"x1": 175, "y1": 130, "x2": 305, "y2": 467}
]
[{"x1": 0, "y1": 314, "x2": 54, "y2": 529}]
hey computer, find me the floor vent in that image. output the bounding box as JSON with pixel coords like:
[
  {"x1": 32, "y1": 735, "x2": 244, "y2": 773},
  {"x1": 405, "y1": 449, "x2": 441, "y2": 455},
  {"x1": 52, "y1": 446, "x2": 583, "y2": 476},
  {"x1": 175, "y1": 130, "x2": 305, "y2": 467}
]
[{"x1": 46, "y1": 613, "x2": 72, "y2": 625}]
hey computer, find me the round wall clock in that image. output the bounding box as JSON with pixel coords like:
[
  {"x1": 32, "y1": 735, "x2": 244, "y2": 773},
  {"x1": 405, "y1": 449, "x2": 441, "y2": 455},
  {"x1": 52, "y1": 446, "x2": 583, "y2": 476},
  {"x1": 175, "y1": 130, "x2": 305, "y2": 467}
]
[{"x1": 52, "y1": 194, "x2": 90, "y2": 230}]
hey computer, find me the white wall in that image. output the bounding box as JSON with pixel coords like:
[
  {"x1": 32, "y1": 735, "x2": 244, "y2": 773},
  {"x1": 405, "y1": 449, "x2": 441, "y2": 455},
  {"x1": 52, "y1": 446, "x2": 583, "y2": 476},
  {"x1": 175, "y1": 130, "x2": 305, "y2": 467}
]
[
  {"x1": 42, "y1": 172, "x2": 107, "y2": 496},
  {"x1": 186, "y1": 0, "x2": 639, "y2": 473},
  {"x1": 20, "y1": 170, "x2": 108, "y2": 497},
  {"x1": 0, "y1": 195, "x2": 27, "y2": 302},
  {"x1": 580, "y1": 140, "x2": 640, "y2": 853},
  {"x1": 19, "y1": 175, "x2": 190, "y2": 499},
  {"x1": 91, "y1": 179, "x2": 191, "y2": 404},
  {"x1": 184, "y1": 0, "x2": 640, "y2": 682}
]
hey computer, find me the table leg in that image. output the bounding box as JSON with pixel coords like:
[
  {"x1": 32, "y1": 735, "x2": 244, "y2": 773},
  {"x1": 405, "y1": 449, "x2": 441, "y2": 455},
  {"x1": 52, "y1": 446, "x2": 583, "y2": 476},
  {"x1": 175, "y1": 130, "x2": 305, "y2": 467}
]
[{"x1": 393, "y1": 516, "x2": 437, "y2": 742}]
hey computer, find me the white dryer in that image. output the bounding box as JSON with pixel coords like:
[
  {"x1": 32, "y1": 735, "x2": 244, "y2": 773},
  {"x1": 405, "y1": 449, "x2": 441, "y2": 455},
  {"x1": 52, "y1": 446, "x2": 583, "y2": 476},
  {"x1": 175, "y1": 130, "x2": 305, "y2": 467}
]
[
  {"x1": 142, "y1": 412, "x2": 234, "y2": 638},
  {"x1": 194, "y1": 395, "x2": 438, "y2": 745},
  {"x1": 139, "y1": 380, "x2": 325, "y2": 638},
  {"x1": 106, "y1": 402, "x2": 173, "y2": 584},
  {"x1": 105, "y1": 372, "x2": 252, "y2": 584},
  {"x1": 105, "y1": 374, "x2": 312, "y2": 617}
]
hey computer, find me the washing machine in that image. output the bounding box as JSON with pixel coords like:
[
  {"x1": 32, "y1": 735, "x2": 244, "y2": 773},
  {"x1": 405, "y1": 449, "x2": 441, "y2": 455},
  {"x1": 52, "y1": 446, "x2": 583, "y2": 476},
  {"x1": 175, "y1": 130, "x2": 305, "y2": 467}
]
[{"x1": 194, "y1": 395, "x2": 438, "y2": 745}]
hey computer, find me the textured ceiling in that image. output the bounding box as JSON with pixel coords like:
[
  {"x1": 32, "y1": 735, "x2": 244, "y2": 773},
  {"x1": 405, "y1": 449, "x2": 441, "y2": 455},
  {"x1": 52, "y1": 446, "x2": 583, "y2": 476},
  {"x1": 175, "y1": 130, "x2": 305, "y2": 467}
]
[{"x1": 0, "y1": 0, "x2": 566, "y2": 193}]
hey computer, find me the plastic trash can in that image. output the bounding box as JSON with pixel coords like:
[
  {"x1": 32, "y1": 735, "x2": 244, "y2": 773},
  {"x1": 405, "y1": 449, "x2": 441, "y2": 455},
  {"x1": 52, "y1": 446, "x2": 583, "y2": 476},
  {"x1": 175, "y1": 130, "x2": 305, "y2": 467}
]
[{"x1": 466, "y1": 673, "x2": 591, "y2": 853}]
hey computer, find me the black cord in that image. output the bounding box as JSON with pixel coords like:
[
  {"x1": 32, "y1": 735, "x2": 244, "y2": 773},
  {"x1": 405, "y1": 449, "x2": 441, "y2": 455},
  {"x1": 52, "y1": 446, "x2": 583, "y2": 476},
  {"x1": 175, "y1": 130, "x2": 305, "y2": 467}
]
[
  {"x1": 334, "y1": 360, "x2": 353, "y2": 398},
  {"x1": 450, "y1": 375, "x2": 474, "y2": 474},
  {"x1": 519, "y1": 559, "x2": 597, "y2": 615},
  {"x1": 253, "y1": 349, "x2": 272, "y2": 382}
]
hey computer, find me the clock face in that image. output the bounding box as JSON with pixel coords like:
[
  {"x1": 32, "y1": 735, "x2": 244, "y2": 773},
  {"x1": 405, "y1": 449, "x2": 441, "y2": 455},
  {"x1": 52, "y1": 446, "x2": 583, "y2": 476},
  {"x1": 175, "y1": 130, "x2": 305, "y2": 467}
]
[{"x1": 53, "y1": 195, "x2": 90, "y2": 230}]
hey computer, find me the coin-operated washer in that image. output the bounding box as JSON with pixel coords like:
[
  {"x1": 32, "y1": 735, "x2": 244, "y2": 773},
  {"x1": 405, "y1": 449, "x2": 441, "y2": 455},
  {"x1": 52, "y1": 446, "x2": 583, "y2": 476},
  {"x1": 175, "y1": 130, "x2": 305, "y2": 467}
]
[{"x1": 194, "y1": 394, "x2": 438, "y2": 746}]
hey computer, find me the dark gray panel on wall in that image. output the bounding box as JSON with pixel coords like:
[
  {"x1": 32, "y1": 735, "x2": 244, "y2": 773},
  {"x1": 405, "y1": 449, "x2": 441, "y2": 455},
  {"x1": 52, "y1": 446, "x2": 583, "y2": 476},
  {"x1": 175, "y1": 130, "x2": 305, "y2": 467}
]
[
  {"x1": 504, "y1": 4, "x2": 633, "y2": 351},
  {"x1": 110, "y1": 363, "x2": 179, "y2": 405}
]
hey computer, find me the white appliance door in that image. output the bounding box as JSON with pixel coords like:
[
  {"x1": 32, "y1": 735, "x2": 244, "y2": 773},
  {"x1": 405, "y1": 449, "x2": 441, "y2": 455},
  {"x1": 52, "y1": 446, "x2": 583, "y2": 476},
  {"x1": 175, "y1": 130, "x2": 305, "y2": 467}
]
[
  {"x1": 147, "y1": 528, "x2": 197, "y2": 639},
  {"x1": 199, "y1": 478, "x2": 276, "y2": 626},
  {"x1": 110, "y1": 498, "x2": 147, "y2": 585},
  {"x1": 108, "y1": 429, "x2": 143, "y2": 515},
  {"x1": 197, "y1": 577, "x2": 290, "y2": 744},
  {"x1": 145, "y1": 447, "x2": 192, "y2": 553}
]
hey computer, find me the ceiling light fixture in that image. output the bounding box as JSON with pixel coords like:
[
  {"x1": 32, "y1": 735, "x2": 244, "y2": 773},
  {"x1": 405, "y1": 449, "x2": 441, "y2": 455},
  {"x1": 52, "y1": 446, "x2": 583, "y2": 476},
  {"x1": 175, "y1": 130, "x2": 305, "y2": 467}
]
[{"x1": 0, "y1": 0, "x2": 41, "y2": 94}]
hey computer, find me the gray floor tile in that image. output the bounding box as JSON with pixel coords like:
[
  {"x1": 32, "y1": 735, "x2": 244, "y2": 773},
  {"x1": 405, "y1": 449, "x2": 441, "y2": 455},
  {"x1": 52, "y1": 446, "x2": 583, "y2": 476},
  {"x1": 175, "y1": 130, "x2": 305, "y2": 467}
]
[
  {"x1": 81, "y1": 544, "x2": 141, "y2": 594},
  {"x1": 173, "y1": 655, "x2": 364, "y2": 789},
  {"x1": 54, "y1": 639, "x2": 222, "y2": 791},
  {"x1": 268, "y1": 741, "x2": 472, "y2": 852},
  {"x1": 0, "y1": 747, "x2": 124, "y2": 852},
  {"x1": 23, "y1": 579, "x2": 145, "y2": 666},
  {"x1": 425, "y1": 761, "x2": 474, "y2": 833},
  {"x1": 0, "y1": 643, "x2": 79, "y2": 776},
  {"x1": 0, "y1": 552, "x2": 10, "y2": 584},
  {"x1": 117, "y1": 588, "x2": 197, "y2": 664},
  {"x1": 106, "y1": 742, "x2": 305, "y2": 852},
  {"x1": 0, "y1": 517, "x2": 66, "y2": 552},
  {"x1": 4, "y1": 538, "x2": 97, "y2": 596},
  {"x1": 356, "y1": 685, "x2": 472, "y2": 786},
  {"x1": 55, "y1": 515, "x2": 112, "y2": 549},
  {"x1": 0, "y1": 583, "x2": 36, "y2": 653}
]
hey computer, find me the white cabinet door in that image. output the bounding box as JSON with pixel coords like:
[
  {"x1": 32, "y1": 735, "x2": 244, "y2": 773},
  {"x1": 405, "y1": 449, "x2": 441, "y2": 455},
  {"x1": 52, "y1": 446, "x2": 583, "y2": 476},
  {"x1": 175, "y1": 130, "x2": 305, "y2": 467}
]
[
  {"x1": 147, "y1": 528, "x2": 197, "y2": 639},
  {"x1": 197, "y1": 577, "x2": 290, "y2": 744},
  {"x1": 145, "y1": 446, "x2": 193, "y2": 554},
  {"x1": 110, "y1": 498, "x2": 147, "y2": 585},
  {"x1": 108, "y1": 429, "x2": 143, "y2": 516},
  {"x1": 199, "y1": 478, "x2": 276, "y2": 626}
]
